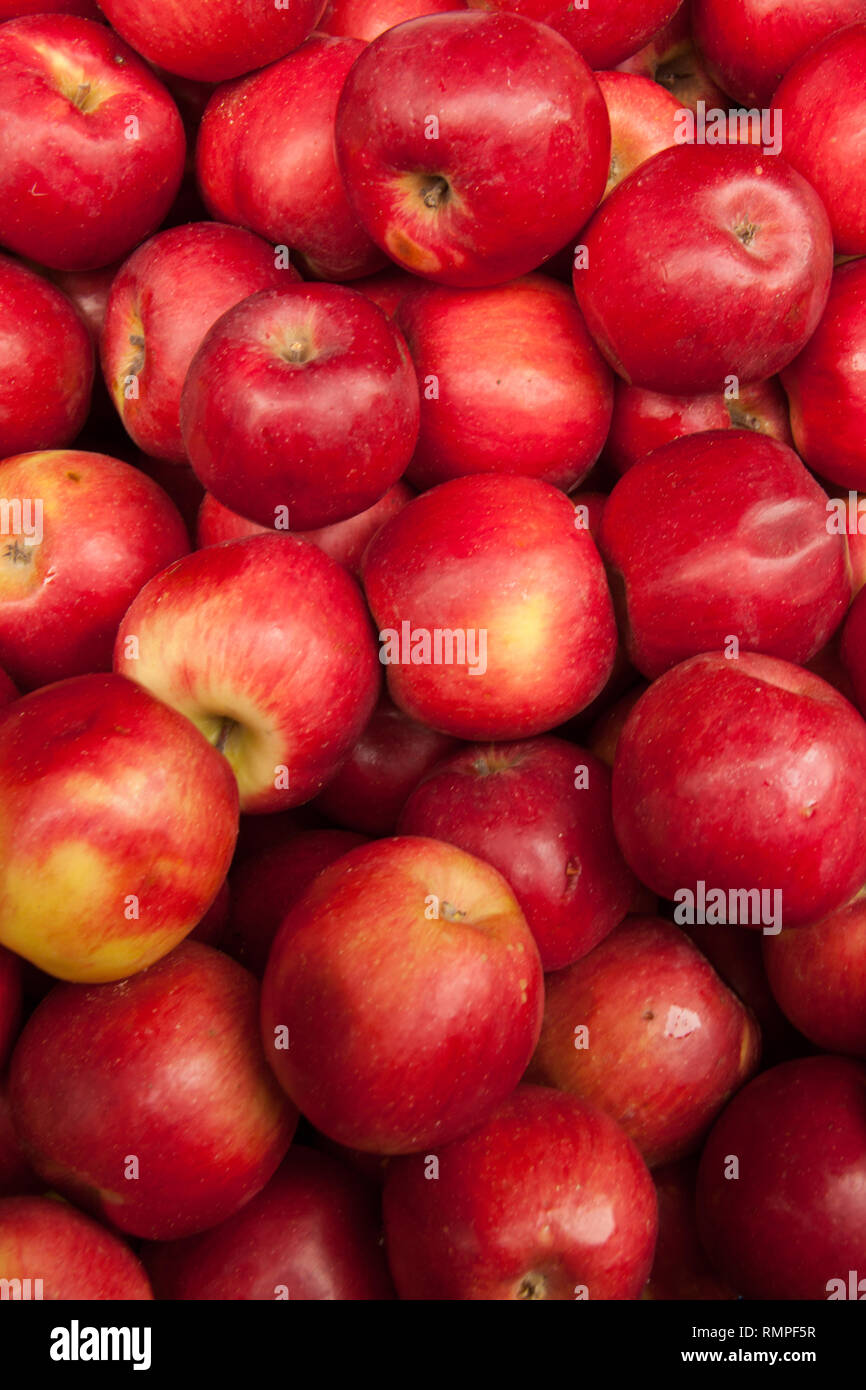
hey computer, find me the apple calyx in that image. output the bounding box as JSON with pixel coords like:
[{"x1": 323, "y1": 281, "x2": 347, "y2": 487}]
[
  {"x1": 733, "y1": 217, "x2": 759, "y2": 249},
  {"x1": 516, "y1": 1271, "x2": 548, "y2": 1300}
]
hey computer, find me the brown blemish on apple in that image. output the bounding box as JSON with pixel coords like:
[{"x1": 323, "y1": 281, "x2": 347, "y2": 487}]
[
  {"x1": 3, "y1": 540, "x2": 33, "y2": 566},
  {"x1": 385, "y1": 225, "x2": 441, "y2": 276},
  {"x1": 66, "y1": 471, "x2": 81, "y2": 482}
]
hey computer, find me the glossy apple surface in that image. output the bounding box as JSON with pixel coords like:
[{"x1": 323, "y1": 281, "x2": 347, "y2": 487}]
[
  {"x1": 0, "y1": 1196, "x2": 153, "y2": 1299},
  {"x1": 319, "y1": 0, "x2": 464, "y2": 40},
  {"x1": 595, "y1": 70, "x2": 680, "y2": 199},
  {"x1": 763, "y1": 895, "x2": 866, "y2": 1055},
  {"x1": 465, "y1": 0, "x2": 681, "y2": 68},
  {"x1": 643, "y1": 1158, "x2": 737, "y2": 1300}
]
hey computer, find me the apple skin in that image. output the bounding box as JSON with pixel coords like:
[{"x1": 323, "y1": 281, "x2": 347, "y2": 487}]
[
  {"x1": 605, "y1": 376, "x2": 793, "y2": 475},
  {"x1": 693, "y1": 0, "x2": 866, "y2": 106},
  {"x1": 115, "y1": 534, "x2": 381, "y2": 814},
  {"x1": 0, "y1": 450, "x2": 190, "y2": 692},
  {"x1": 0, "y1": 1196, "x2": 153, "y2": 1299},
  {"x1": 772, "y1": 25, "x2": 866, "y2": 257},
  {"x1": 48, "y1": 261, "x2": 117, "y2": 343},
  {"x1": 0, "y1": 16, "x2": 185, "y2": 271},
  {"x1": 574, "y1": 144, "x2": 834, "y2": 395},
  {"x1": 0, "y1": 1077, "x2": 41, "y2": 1198},
  {"x1": 0, "y1": 948, "x2": 22, "y2": 1071},
  {"x1": 398, "y1": 738, "x2": 638, "y2": 971},
  {"x1": 0, "y1": 1, "x2": 100, "y2": 15},
  {"x1": 197, "y1": 38, "x2": 384, "y2": 282},
  {"x1": 349, "y1": 267, "x2": 420, "y2": 318},
  {"x1": 781, "y1": 259, "x2": 866, "y2": 491},
  {"x1": 530, "y1": 917, "x2": 760, "y2": 1166},
  {"x1": 96, "y1": 0, "x2": 326, "y2": 83},
  {"x1": 261, "y1": 836, "x2": 544, "y2": 1154},
  {"x1": 599, "y1": 430, "x2": 851, "y2": 679},
  {"x1": 101, "y1": 223, "x2": 293, "y2": 463},
  {"x1": 196, "y1": 482, "x2": 413, "y2": 580},
  {"x1": 612, "y1": 652, "x2": 866, "y2": 929},
  {"x1": 383, "y1": 1084, "x2": 658, "y2": 1300},
  {"x1": 362, "y1": 474, "x2": 618, "y2": 740},
  {"x1": 643, "y1": 1158, "x2": 737, "y2": 1300},
  {"x1": 696, "y1": 1055, "x2": 866, "y2": 1299},
  {"x1": 335, "y1": 12, "x2": 610, "y2": 287},
  {"x1": 0, "y1": 255, "x2": 93, "y2": 457},
  {"x1": 841, "y1": 585, "x2": 866, "y2": 715},
  {"x1": 9, "y1": 942, "x2": 298, "y2": 1241},
  {"x1": 320, "y1": 0, "x2": 464, "y2": 40},
  {"x1": 0, "y1": 673, "x2": 239, "y2": 983},
  {"x1": 180, "y1": 285, "x2": 419, "y2": 531},
  {"x1": 763, "y1": 895, "x2": 866, "y2": 1056},
  {"x1": 394, "y1": 275, "x2": 614, "y2": 492},
  {"x1": 142, "y1": 1146, "x2": 394, "y2": 1300},
  {"x1": 617, "y1": 4, "x2": 730, "y2": 113},
  {"x1": 465, "y1": 0, "x2": 681, "y2": 69},
  {"x1": 315, "y1": 695, "x2": 459, "y2": 836},
  {"x1": 595, "y1": 70, "x2": 681, "y2": 200}
]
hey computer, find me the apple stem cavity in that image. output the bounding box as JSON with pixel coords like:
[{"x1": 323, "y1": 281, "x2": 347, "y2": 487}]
[
  {"x1": 419, "y1": 175, "x2": 450, "y2": 211},
  {"x1": 213, "y1": 716, "x2": 237, "y2": 755}
]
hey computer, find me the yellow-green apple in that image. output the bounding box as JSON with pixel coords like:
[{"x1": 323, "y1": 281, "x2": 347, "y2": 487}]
[
  {"x1": 0, "y1": 15, "x2": 185, "y2": 270},
  {"x1": 0, "y1": 673, "x2": 238, "y2": 982},
  {"x1": 528, "y1": 917, "x2": 761, "y2": 1166},
  {"x1": 361, "y1": 474, "x2": 618, "y2": 739},
  {"x1": 196, "y1": 38, "x2": 384, "y2": 282},
  {"x1": 142, "y1": 1146, "x2": 394, "y2": 1299},
  {"x1": 180, "y1": 285, "x2": 420, "y2": 530},
  {"x1": 320, "y1": 0, "x2": 464, "y2": 40},
  {"x1": 101, "y1": 223, "x2": 294, "y2": 463},
  {"x1": 261, "y1": 836, "x2": 544, "y2": 1153},
  {"x1": 595, "y1": 70, "x2": 681, "y2": 199},
  {"x1": 763, "y1": 894, "x2": 866, "y2": 1056},
  {"x1": 465, "y1": 0, "x2": 681, "y2": 68},
  {"x1": 0, "y1": 1196, "x2": 153, "y2": 1299},
  {"x1": 334, "y1": 12, "x2": 610, "y2": 286},
  {"x1": 0, "y1": 255, "x2": 93, "y2": 456},
  {"x1": 382, "y1": 1085, "x2": 658, "y2": 1299},
  {"x1": 0, "y1": 948, "x2": 22, "y2": 1070},
  {"x1": 398, "y1": 738, "x2": 638, "y2": 970},
  {"x1": 643, "y1": 1159, "x2": 738, "y2": 1300},
  {"x1": 96, "y1": 0, "x2": 326, "y2": 82},
  {"x1": 114, "y1": 534, "x2": 381, "y2": 813},
  {"x1": 9, "y1": 942, "x2": 297, "y2": 1240},
  {"x1": 394, "y1": 275, "x2": 613, "y2": 492},
  {"x1": 575, "y1": 144, "x2": 834, "y2": 394},
  {"x1": 0, "y1": 450, "x2": 189, "y2": 691}
]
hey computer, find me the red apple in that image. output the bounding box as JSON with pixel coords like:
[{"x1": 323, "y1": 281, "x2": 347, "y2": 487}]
[
  {"x1": 261, "y1": 836, "x2": 544, "y2": 1153},
  {"x1": 48, "y1": 261, "x2": 118, "y2": 343},
  {"x1": 101, "y1": 223, "x2": 293, "y2": 463},
  {"x1": 188, "y1": 877, "x2": 230, "y2": 948},
  {"x1": 0, "y1": 668, "x2": 16, "y2": 708},
  {"x1": 0, "y1": 255, "x2": 93, "y2": 456},
  {"x1": 0, "y1": 1, "x2": 100, "y2": 14},
  {"x1": 96, "y1": 0, "x2": 326, "y2": 82},
  {"x1": 334, "y1": 12, "x2": 610, "y2": 286},
  {"x1": 617, "y1": 3, "x2": 730, "y2": 113},
  {"x1": 130, "y1": 451, "x2": 204, "y2": 542},
  {"x1": 763, "y1": 894, "x2": 866, "y2": 1055},
  {"x1": 0, "y1": 949, "x2": 22, "y2": 1072},
  {"x1": 586, "y1": 684, "x2": 648, "y2": 767},
  {"x1": 349, "y1": 266, "x2": 420, "y2": 318},
  {"x1": 9, "y1": 942, "x2": 297, "y2": 1240},
  {"x1": 612, "y1": 652, "x2": 866, "y2": 928},
  {"x1": 465, "y1": 0, "x2": 682, "y2": 69},
  {"x1": 0, "y1": 673, "x2": 238, "y2": 982},
  {"x1": 180, "y1": 285, "x2": 419, "y2": 530},
  {"x1": 0, "y1": 450, "x2": 189, "y2": 691},
  {"x1": 398, "y1": 738, "x2": 638, "y2": 970},
  {"x1": 0, "y1": 1196, "x2": 153, "y2": 1299},
  {"x1": 595, "y1": 70, "x2": 681, "y2": 199},
  {"x1": 142, "y1": 1146, "x2": 394, "y2": 1300},
  {"x1": 383, "y1": 1085, "x2": 658, "y2": 1299},
  {"x1": 841, "y1": 584, "x2": 866, "y2": 715},
  {"x1": 0, "y1": 16, "x2": 185, "y2": 270},
  {"x1": 394, "y1": 275, "x2": 613, "y2": 492},
  {"x1": 696, "y1": 1055, "x2": 866, "y2": 1299},
  {"x1": 529, "y1": 917, "x2": 760, "y2": 1166},
  {"x1": 0, "y1": 1077, "x2": 40, "y2": 1198},
  {"x1": 319, "y1": 0, "x2": 465, "y2": 41},
  {"x1": 574, "y1": 144, "x2": 833, "y2": 394},
  {"x1": 114, "y1": 533, "x2": 380, "y2": 813},
  {"x1": 599, "y1": 430, "x2": 851, "y2": 679},
  {"x1": 643, "y1": 1158, "x2": 738, "y2": 1300},
  {"x1": 361, "y1": 474, "x2": 618, "y2": 739}
]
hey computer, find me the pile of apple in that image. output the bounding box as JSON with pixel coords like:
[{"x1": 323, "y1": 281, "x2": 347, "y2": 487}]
[{"x1": 1, "y1": 0, "x2": 866, "y2": 1305}]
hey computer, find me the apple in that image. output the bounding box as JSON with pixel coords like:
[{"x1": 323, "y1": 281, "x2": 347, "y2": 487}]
[
  {"x1": 643, "y1": 1159, "x2": 737, "y2": 1300},
  {"x1": 574, "y1": 144, "x2": 834, "y2": 395},
  {"x1": 47, "y1": 261, "x2": 117, "y2": 343},
  {"x1": 0, "y1": 255, "x2": 93, "y2": 457},
  {"x1": 188, "y1": 878, "x2": 230, "y2": 948},
  {"x1": 96, "y1": 0, "x2": 326, "y2": 83},
  {"x1": 383, "y1": 1085, "x2": 658, "y2": 1299},
  {"x1": 261, "y1": 836, "x2": 544, "y2": 1154},
  {"x1": 612, "y1": 652, "x2": 866, "y2": 929},
  {"x1": 693, "y1": 0, "x2": 866, "y2": 106},
  {"x1": 586, "y1": 683, "x2": 648, "y2": 767},
  {"x1": 142, "y1": 1146, "x2": 394, "y2": 1300},
  {"x1": 394, "y1": 275, "x2": 613, "y2": 492},
  {"x1": 0, "y1": 949, "x2": 22, "y2": 1072},
  {"x1": 841, "y1": 585, "x2": 866, "y2": 715},
  {"x1": 197, "y1": 38, "x2": 384, "y2": 282},
  {"x1": 114, "y1": 533, "x2": 381, "y2": 813},
  {"x1": 763, "y1": 894, "x2": 866, "y2": 1056},
  {"x1": 101, "y1": 223, "x2": 293, "y2": 463},
  {"x1": 315, "y1": 695, "x2": 459, "y2": 836},
  {"x1": 9, "y1": 942, "x2": 298, "y2": 1241},
  {"x1": 180, "y1": 285, "x2": 419, "y2": 531},
  {"x1": 781, "y1": 259, "x2": 866, "y2": 491},
  {"x1": 334, "y1": 12, "x2": 610, "y2": 287},
  {"x1": 605, "y1": 376, "x2": 793, "y2": 475},
  {"x1": 0, "y1": 1, "x2": 100, "y2": 15},
  {"x1": 0, "y1": 1196, "x2": 153, "y2": 1299},
  {"x1": 361, "y1": 474, "x2": 618, "y2": 739},
  {"x1": 595, "y1": 70, "x2": 681, "y2": 200},
  {"x1": 696, "y1": 1055, "x2": 866, "y2": 1299},
  {"x1": 0, "y1": 15, "x2": 185, "y2": 270},
  {"x1": 398, "y1": 737, "x2": 638, "y2": 970},
  {"x1": 0, "y1": 668, "x2": 17, "y2": 709},
  {"x1": 0, "y1": 673, "x2": 238, "y2": 982},
  {"x1": 0, "y1": 1077, "x2": 40, "y2": 1198},
  {"x1": 319, "y1": 0, "x2": 466, "y2": 42},
  {"x1": 349, "y1": 267, "x2": 420, "y2": 318},
  {"x1": 0, "y1": 450, "x2": 189, "y2": 691},
  {"x1": 617, "y1": 3, "x2": 730, "y2": 113},
  {"x1": 598, "y1": 430, "x2": 851, "y2": 679},
  {"x1": 465, "y1": 0, "x2": 682, "y2": 69}
]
